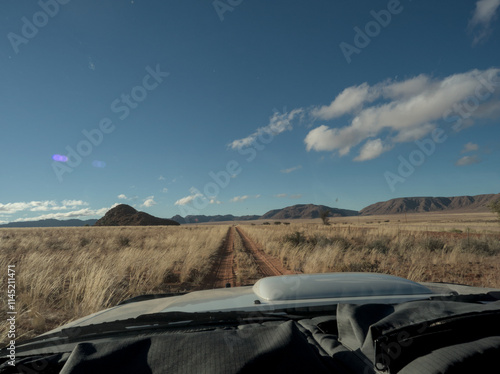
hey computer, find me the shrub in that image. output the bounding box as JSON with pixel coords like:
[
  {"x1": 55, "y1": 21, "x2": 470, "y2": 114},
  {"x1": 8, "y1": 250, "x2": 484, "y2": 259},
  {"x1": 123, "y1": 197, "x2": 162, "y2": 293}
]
[
  {"x1": 320, "y1": 210, "x2": 330, "y2": 226},
  {"x1": 489, "y1": 198, "x2": 500, "y2": 221},
  {"x1": 79, "y1": 237, "x2": 91, "y2": 247},
  {"x1": 421, "y1": 237, "x2": 445, "y2": 252},
  {"x1": 368, "y1": 239, "x2": 390, "y2": 254},
  {"x1": 462, "y1": 238, "x2": 500, "y2": 256},
  {"x1": 117, "y1": 235, "x2": 130, "y2": 247},
  {"x1": 283, "y1": 231, "x2": 307, "y2": 246}
]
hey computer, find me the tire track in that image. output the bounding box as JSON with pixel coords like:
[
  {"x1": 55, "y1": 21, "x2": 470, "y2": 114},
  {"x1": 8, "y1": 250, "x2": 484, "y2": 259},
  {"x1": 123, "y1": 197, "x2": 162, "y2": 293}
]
[
  {"x1": 235, "y1": 226, "x2": 296, "y2": 277},
  {"x1": 200, "y1": 227, "x2": 237, "y2": 289}
]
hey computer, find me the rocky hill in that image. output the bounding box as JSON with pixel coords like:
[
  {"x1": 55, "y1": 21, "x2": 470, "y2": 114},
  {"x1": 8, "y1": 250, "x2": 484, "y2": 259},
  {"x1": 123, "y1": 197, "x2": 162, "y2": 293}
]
[
  {"x1": 260, "y1": 204, "x2": 358, "y2": 220},
  {"x1": 360, "y1": 193, "x2": 500, "y2": 215},
  {"x1": 95, "y1": 204, "x2": 180, "y2": 226}
]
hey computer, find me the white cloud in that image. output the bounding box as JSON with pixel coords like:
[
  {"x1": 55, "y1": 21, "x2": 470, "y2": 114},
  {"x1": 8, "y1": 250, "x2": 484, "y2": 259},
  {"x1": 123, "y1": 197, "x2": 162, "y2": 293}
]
[
  {"x1": 461, "y1": 142, "x2": 479, "y2": 153},
  {"x1": 311, "y1": 83, "x2": 377, "y2": 119},
  {"x1": 230, "y1": 195, "x2": 249, "y2": 202},
  {"x1": 209, "y1": 198, "x2": 222, "y2": 205},
  {"x1": 469, "y1": 0, "x2": 500, "y2": 44},
  {"x1": 228, "y1": 108, "x2": 304, "y2": 149},
  {"x1": 305, "y1": 68, "x2": 500, "y2": 161},
  {"x1": 158, "y1": 175, "x2": 166, "y2": 181},
  {"x1": 0, "y1": 200, "x2": 90, "y2": 214},
  {"x1": 13, "y1": 204, "x2": 118, "y2": 222},
  {"x1": 142, "y1": 196, "x2": 157, "y2": 207},
  {"x1": 456, "y1": 155, "x2": 482, "y2": 166},
  {"x1": 275, "y1": 193, "x2": 287, "y2": 198},
  {"x1": 118, "y1": 194, "x2": 128, "y2": 199},
  {"x1": 354, "y1": 139, "x2": 393, "y2": 161},
  {"x1": 174, "y1": 191, "x2": 204, "y2": 206},
  {"x1": 62, "y1": 200, "x2": 88, "y2": 207},
  {"x1": 162, "y1": 188, "x2": 168, "y2": 193},
  {"x1": 280, "y1": 165, "x2": 302, "y2": 174}
]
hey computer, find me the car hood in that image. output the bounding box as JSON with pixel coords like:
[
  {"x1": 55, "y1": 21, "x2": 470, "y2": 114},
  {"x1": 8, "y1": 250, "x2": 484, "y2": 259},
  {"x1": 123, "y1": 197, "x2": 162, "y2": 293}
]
[{"x1": 43, "y1": 272, "x2": 438, "y2": 334}]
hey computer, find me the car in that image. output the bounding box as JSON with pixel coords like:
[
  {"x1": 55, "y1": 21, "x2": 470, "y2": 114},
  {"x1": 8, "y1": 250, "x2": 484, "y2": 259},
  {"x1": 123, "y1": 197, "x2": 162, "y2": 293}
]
[{"x1": 2, "y1": 272, "x2": 500, "y2": 373}]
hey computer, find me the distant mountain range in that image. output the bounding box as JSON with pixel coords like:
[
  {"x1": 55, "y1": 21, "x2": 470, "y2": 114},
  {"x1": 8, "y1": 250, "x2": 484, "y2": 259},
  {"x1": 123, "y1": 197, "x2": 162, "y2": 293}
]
[
  {"x1": 171, "y1": 214, "x2": 260, "y2": 224},
  {"x1": 360, "y1": 193, "x2": 499, "y2": 215},
  {"x1": 0, "y1": 219, "x2": 98, "y2": 228},
  {"x1": 1, "y1": 193, "x2": 498, "y2": 227}
]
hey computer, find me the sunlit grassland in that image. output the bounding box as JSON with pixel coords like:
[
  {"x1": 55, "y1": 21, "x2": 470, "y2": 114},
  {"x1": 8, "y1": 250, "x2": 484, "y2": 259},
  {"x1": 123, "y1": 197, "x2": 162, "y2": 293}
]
[
  {"x1": 242, "y1": 215, "x2": 500, "y2": 287},
  {"x1": 0, "y1": 225, "x2": 226, "y2": 344},
  {"x1": 0, "y1": 211, "x2": 499, "y2": 345}
]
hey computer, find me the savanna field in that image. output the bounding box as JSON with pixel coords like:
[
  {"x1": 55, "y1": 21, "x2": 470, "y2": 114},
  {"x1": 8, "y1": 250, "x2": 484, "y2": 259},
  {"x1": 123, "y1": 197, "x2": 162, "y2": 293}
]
[{"x1": 1, "y1": 212, "x2": 500, "y2": 345}]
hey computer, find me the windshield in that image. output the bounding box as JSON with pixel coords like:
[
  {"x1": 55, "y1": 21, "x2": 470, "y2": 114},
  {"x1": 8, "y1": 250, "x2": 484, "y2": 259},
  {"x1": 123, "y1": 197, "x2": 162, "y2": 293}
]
[{"x1": 1, "y1": 0, "x2": 500, "y2": 357}]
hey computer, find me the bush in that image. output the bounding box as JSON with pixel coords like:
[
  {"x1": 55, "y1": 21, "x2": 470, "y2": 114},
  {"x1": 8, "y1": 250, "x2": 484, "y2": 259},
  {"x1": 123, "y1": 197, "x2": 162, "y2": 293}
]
[
  {"x1": 320, "y1": 210, "x2": 330, "y2": 226},
  {"x1": 309, "y1": 235, "x2": 350, "y2": 250},
  {"x1": 421, "y1": 237, "x2": 445, "y2": 252},
  {"x1": 368, "y1": 239, "x2": 390, "y2": 254},
  {"x1": 79, "y1": 237, "x2": 91, "y2": 247},
  {"x1": 461, "y1": 238, "x2": 500, "y2": 256},
  {"x1": 274, "y1": 221, "x2": 282, "y2": 225},
  {"x1": 262, "y1": 222, "x2": 270, "y2": 225},
  {"x1": 489, "y1": 198, "x2": 500, "y2": 220},
  {"x1": 283, "y1": 231, "x2": 307, "y2": 246},
  {"x1": 117, "y1": 235, "x2": 130, "y2": 247}
]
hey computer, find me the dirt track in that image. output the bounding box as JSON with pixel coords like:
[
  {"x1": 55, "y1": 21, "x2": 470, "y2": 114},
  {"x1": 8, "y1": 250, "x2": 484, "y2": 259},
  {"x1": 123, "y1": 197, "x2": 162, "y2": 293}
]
[
  {"x1": 201, "y1": 226, "x2": 295, "y2": 289},
  {"x1": 201, "y1": 227, "x2": 237, "y2": 289},
  {"x1": 235, "y1": 226, "x2": 294, "y2": 277}
]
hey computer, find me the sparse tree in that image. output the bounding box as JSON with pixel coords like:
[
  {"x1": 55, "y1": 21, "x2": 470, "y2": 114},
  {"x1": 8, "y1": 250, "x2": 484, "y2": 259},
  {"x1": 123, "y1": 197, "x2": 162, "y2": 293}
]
[
  {"x1": 489, "y1": 198, "x2": 500, "y2": 221},
  {"x1": 320, "y1": 210, "x2": 330, "y2": 226}
]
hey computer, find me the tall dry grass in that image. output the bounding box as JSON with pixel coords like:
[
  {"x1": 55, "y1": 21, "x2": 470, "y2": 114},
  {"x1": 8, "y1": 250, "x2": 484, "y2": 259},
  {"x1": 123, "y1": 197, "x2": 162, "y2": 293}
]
[
  {"x1": 242, "y1": 223, "x2": 500, "y2": 287},
  {"x1": 0, "y1": 225, "x2": 226, "y2": 344},
  {"x1": 1, "y1": 220, "x2": 499, "y2": 345}
]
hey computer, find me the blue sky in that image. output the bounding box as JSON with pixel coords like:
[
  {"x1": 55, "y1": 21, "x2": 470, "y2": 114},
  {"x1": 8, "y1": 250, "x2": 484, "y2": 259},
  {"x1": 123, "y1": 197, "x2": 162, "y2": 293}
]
[{"x1": 1, "y1": 0, "x2": 499, "y2": 223}]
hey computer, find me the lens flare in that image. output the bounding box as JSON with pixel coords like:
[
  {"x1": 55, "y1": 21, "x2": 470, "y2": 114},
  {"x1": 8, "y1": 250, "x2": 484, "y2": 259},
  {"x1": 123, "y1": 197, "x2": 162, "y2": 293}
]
[
  {"x1": 52, "y1": 154, "x2": 68, "y2": 162},
  {"x1": 92, "y1": 160, "x2": 106, "y2": 168}
]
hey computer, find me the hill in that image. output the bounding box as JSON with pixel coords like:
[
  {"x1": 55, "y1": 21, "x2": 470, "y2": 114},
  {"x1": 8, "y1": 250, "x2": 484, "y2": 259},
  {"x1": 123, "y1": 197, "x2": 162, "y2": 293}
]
[
  {"x1": 360, "y1": 193, "x2": 500, "y2": 215},
  {"x1": 0, "y1": 219, "x2": 98, "y2": 228},
  {"x1": 260, "y1": 204, "x2": 359, "y2": 220},
  {"x1": 95, "y1": 204, "x2": 180, "y2": 226}
]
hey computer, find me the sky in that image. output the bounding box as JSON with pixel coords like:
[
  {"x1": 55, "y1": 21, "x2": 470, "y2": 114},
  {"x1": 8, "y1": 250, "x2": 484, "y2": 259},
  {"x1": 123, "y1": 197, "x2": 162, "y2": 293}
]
[{"x1": 1, "y1": 0, "x2": 500, "y2": 223}]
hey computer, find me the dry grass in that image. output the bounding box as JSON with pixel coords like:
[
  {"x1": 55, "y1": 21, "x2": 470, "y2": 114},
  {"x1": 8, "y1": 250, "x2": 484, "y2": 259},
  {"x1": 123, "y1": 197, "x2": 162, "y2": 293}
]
[
  {"x1": 0, "y1": 225, "x2": 226, "y2": 344},
  {"x1": 241, "y1": 222, "x2": 500, "y2": 288},
  {"x1": 232, "y1": 230, "x2": 259, "y2": 285},
  {"x1": 1, "y1": 212, "x2": 499, "y2": 345}
]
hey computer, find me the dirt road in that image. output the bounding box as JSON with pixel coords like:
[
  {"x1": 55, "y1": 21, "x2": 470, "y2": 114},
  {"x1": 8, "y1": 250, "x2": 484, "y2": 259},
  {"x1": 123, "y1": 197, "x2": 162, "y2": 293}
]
[
  {"x1": 201, "y1": 226, "x2": 295, "y2": 289},
  {"x1": 235, "y1": 226, "x2": 294, "y2": 277}
]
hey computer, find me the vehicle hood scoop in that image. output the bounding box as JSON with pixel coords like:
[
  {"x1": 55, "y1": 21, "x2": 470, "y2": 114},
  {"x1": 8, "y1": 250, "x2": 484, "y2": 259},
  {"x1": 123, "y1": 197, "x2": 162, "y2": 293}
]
[{"x1": 252, "y1": 273, "x2": 433, "y2": 301}]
